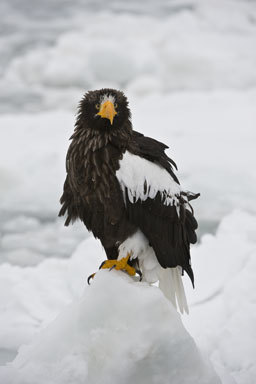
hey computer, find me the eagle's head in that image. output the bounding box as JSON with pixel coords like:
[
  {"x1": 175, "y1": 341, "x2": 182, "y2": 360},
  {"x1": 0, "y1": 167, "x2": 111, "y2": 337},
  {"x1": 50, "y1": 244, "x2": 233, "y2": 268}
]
[{"x1": 76, "y1": 88, "x2": 132, "y2": 133}]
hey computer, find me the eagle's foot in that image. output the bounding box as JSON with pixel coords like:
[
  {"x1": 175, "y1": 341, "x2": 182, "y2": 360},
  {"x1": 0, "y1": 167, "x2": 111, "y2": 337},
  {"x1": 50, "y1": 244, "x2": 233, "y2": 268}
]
[
  {"x1": 100, "y1": 253, "x2": 136, "y2": 276},
  {"x1": 87, "y1": 253, "x2": 142, "y2": 285}
]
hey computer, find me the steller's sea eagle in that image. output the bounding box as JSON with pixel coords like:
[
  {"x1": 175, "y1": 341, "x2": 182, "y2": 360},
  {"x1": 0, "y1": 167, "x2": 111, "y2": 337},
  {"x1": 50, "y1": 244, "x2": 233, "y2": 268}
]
[{"x1": 59, "y1": 88, "x2": 199, "y2": 314}]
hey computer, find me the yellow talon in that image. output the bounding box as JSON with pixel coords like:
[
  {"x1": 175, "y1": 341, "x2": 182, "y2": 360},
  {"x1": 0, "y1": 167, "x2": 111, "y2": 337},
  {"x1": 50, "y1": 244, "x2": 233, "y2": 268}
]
[
  {"x1": 100, "y1": 253, "x2": 136, "y2": 276},
  {"x1": 87, "y1": 252, "x2": 142, "y2": 285}
]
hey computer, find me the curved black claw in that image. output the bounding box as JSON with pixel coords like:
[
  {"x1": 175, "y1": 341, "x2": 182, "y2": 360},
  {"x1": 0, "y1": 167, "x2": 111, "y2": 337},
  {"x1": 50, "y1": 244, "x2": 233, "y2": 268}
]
[
  {"x1": 87, "y1": 273, "x2": 95, "y2": 285},
  {"x1": 99, "y1": 261, "x2": 106, "y2": 270},
  {"x1": 99, "y1": 260, "x2": 116, "y2": 271},
  {"x1": 136, "y1": 269, "x2": 143, "y2": 281}
]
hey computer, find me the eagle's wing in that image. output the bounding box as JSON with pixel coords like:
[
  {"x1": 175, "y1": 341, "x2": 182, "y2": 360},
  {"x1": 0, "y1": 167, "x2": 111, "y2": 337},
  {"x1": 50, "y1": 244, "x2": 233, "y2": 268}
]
[{"x1": 117, "y1": 132, "x2": 199, "y2": 285}]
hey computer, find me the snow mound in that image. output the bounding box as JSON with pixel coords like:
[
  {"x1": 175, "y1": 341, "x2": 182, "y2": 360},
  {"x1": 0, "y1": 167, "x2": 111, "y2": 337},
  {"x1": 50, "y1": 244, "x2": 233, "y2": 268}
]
[{"x1": 1, "y1": 271, "x2": 220, "y2": 384}]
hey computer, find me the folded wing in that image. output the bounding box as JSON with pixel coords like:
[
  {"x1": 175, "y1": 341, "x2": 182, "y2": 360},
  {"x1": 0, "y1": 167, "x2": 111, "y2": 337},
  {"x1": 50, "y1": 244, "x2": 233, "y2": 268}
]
[{"x1": 116, "y1": 132, "x2": 199, "y2": 286}]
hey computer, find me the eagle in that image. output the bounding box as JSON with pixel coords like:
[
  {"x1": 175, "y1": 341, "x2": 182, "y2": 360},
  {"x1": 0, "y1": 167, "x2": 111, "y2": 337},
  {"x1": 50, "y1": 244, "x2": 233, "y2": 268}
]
[{"x1": 59, "y1": 88, "x2": 199, "y2": 314}]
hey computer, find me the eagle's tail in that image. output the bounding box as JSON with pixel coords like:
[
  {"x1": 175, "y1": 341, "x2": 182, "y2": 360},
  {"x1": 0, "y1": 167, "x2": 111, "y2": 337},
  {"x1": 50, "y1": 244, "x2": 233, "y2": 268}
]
[{"x1": 158, "y1": 267, "x2": 189, "y2": 314}]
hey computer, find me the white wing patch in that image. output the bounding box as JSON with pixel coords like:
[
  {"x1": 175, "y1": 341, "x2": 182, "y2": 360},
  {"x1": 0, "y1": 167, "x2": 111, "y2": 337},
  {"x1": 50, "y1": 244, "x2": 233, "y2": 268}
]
[{"x1": 116, "y1": 151, "x2": 181, "y2": 207}]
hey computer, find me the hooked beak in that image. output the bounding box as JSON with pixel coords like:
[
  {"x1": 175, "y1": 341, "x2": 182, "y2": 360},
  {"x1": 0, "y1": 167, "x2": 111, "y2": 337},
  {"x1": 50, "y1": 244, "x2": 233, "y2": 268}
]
[{"x1": 97, "y1": 100, "x2": 117, "y2": 125}]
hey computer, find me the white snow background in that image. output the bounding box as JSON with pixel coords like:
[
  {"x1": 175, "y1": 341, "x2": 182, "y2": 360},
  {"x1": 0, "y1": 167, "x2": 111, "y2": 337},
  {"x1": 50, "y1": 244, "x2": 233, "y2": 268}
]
[{"x1": 0, "y1": 0, "x2": 256, "y2": 383}]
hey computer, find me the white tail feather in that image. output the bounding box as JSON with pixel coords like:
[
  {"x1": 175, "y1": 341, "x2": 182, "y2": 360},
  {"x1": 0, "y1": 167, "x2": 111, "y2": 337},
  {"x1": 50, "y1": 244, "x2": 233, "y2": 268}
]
[{"x1": 158, "y1": 267, "x2": 189, "y2": 314}]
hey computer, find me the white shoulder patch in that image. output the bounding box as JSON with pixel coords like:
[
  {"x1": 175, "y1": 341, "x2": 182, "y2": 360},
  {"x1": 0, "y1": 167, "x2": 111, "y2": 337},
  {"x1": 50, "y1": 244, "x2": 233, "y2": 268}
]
[{"x1": 116, "y1": 151, "x2": 181, "y2": 206}]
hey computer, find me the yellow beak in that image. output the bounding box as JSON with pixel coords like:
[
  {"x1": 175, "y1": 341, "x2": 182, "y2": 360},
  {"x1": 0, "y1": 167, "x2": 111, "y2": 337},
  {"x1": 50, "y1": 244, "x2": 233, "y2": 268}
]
[{"x1": 97, "y1": 100, "x2": 117, "y2": 125}]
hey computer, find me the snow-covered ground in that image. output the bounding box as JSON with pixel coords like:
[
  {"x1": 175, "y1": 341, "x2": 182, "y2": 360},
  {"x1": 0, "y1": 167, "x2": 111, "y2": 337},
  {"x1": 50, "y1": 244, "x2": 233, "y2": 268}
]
[
  {"x1": 0, "y1": 271, "x2": 221, "y2": 384},
  {"x1": 0, "y1": 0, "x2": 256, "y2": 383}
]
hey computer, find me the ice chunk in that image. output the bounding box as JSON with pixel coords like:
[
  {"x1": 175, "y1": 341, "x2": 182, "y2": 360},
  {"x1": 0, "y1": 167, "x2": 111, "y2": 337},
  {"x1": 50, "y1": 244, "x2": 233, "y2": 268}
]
[{"x1": 0, "y1": 271, "x2": 220, "y2": 384}]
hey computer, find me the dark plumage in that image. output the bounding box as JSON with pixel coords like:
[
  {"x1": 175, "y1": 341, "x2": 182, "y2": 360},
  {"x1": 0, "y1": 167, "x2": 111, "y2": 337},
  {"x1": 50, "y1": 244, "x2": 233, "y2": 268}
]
[{"x1": 59, "y1": 88, "x2": 199, "y2": 291}]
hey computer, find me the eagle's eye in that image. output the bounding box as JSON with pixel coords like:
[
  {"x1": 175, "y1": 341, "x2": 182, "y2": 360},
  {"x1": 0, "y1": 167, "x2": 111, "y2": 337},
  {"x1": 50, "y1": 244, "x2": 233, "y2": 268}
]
[
  {"x1": 95, "y1": 104, "x2": 100, "y2": 110},
  {"x1": 114, "y1": 103, "x2": 118, "y2": 109}
]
